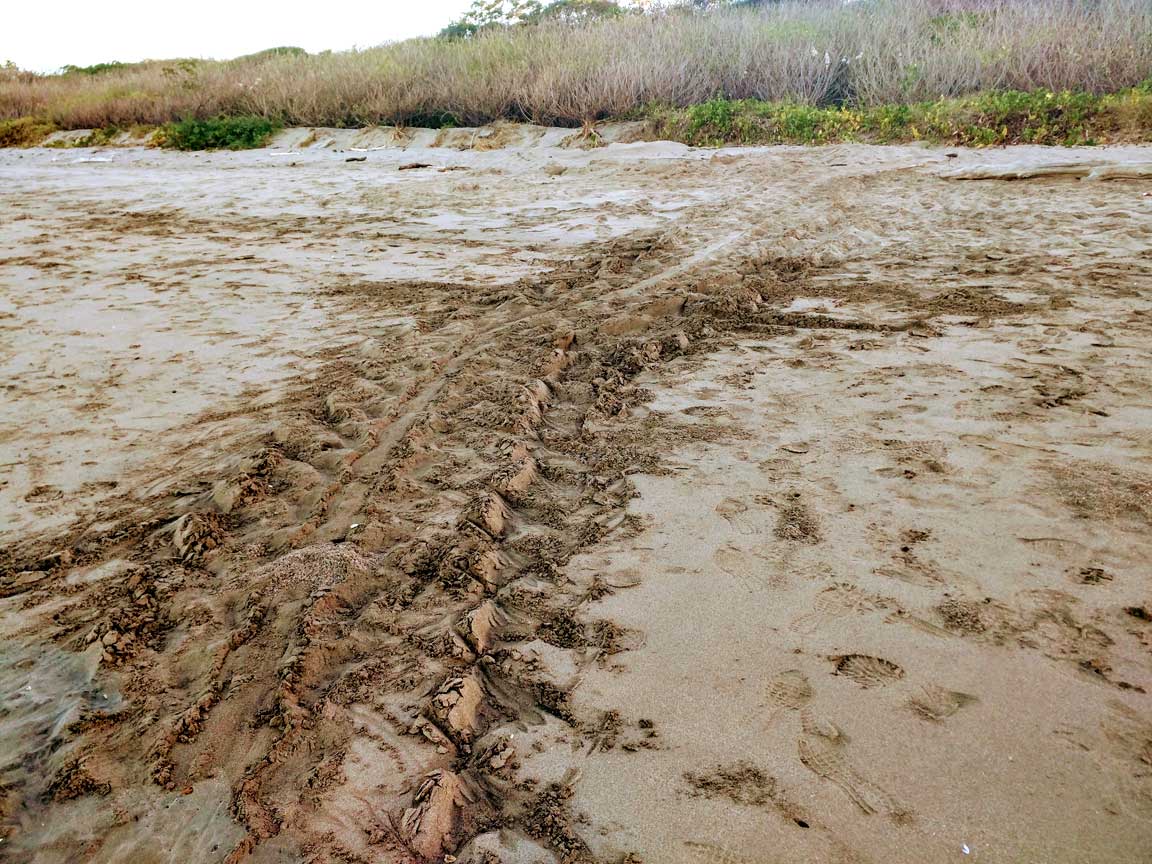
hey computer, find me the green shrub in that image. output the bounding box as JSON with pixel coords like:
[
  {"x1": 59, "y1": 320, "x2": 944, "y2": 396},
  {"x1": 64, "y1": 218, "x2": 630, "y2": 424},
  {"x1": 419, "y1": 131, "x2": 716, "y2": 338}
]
[
  {"x1": 67, "y1": 126, "x2": 122, "y2": 147},
  {"x1": 158, "y1": 116, "x2": 280, "y2": 150},
  {"x1": 232, "y1": 47, "x2": 308, "y2": 64},
  {"x1": 0, "y1": 116, "x2": 56, "y2": 146},
  {"x1": 686, "y1": 98, "x2": 738, "y2": 141},
  {"x1": 646, "y1": 86, "x2": 1152, "y2": 148},
  {"x1": 653, "y1": 98, "x2": 861, "y2": 146},
  {"x1": 1097, "y1": 86, "x2": 1152, "y2": 138},
  {"x1": 61, "y1": 61, "x2": 133, "y2": 76}
]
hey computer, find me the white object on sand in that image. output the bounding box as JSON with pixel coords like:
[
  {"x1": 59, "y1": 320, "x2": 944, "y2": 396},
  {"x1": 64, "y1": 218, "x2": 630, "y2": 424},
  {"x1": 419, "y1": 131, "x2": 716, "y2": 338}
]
[{"x1": 939, "y1": 160, "x2": 1152, "y2": 181}]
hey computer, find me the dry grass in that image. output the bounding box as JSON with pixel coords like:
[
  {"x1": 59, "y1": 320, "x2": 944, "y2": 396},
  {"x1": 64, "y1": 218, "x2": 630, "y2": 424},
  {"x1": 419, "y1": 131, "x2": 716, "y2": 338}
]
[{"x1": 3, "y1": 0, "x2": 1151, "y2": 130}]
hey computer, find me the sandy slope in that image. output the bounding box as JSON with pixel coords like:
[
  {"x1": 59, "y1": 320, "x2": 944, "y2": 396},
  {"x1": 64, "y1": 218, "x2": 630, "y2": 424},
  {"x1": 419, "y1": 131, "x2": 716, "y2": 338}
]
[{"x1": 1, "y1": 139, "x2": 1150, "y2": 864}]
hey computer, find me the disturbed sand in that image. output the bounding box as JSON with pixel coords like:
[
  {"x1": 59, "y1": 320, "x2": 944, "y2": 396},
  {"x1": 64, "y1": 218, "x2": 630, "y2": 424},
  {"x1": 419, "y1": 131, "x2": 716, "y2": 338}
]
[{"x1": 1, "y1": 136, "x2": 1151, "y2": 864}]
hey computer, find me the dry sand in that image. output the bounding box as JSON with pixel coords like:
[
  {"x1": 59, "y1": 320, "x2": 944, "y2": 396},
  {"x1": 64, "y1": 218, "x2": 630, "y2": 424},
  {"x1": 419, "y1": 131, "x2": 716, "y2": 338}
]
[{"x1": 1, "y1": 136, "x2": 1150, "y2": 864}]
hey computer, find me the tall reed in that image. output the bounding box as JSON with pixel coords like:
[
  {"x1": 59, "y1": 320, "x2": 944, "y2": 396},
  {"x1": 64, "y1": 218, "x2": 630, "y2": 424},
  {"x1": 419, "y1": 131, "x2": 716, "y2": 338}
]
[{"x1": 3, "y1": 0, "x2": 1150, "y2": 129}]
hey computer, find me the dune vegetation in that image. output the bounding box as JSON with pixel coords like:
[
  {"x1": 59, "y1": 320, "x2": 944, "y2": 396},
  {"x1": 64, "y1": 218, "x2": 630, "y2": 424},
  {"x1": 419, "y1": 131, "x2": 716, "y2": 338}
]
[{"x1": 2, "y1": 0, "x2": 1152, "y2": 148}]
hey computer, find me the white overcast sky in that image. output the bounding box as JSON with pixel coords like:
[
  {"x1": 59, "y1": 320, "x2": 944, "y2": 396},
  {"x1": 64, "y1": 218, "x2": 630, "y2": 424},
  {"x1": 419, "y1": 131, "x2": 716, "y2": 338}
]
[{"x1": 5, "y1": 1, "x2": 478, "y2": 72}]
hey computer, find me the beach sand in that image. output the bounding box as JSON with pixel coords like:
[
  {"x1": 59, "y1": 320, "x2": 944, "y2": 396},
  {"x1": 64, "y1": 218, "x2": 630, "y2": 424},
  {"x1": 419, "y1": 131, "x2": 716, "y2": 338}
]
[{"x1": 1, "y1": 137, "x2": 1150, "y2": 864}]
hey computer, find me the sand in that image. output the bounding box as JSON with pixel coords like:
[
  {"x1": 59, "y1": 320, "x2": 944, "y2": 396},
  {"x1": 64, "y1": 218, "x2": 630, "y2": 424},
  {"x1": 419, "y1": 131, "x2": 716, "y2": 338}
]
[{"x1": 1, "y1": 135, "x2": 1150, "y2": 864}]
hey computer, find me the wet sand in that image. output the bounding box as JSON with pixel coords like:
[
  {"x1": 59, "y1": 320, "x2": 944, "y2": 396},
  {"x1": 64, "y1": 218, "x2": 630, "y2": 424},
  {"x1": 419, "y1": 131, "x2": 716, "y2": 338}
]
[{"x1": 1, "y1": 138, "x2": 1150, "y2": 864}]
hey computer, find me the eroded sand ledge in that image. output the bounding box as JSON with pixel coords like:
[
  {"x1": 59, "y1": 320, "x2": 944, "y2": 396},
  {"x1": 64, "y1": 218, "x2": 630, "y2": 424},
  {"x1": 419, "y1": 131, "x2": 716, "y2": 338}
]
[
  {"x1": 39, "y1": 121, "x2": 658, "y2": 151},
  {"x1": 2, "y1": 141, "x2": 1151, "y2": 864}
]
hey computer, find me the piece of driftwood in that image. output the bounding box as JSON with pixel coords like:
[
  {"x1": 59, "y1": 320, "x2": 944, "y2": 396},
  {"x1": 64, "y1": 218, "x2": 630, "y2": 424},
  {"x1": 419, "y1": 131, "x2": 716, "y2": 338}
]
[
  {"x1": 1083, "y1": 162, "x2": 1152, "y2": 180},
  {"x1": 939, "y1": 161, "x2": 1152, "y2": 181}
]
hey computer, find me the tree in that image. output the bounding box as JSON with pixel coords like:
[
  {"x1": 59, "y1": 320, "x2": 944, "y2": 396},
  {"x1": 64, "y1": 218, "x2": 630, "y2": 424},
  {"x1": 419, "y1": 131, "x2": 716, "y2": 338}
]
[
  {"x1": 462, "y1": 0, "x2": 545, "y2": 28},
  {"x1": 439, "y1": 0, "x2": 624, "y2": 38},
  {"x1": 531, "y1": 0, "x2": 625, "y2": 23},
  {"x1": 438, "y1": 20, "x2": 481, "y2": 40}
]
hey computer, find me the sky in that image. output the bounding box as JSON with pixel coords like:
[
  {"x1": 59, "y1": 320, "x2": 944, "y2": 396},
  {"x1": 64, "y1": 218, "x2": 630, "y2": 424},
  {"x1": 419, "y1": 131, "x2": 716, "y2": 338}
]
[{"x1": 4, "y1": 0, "x2": 478, "y2": 72}]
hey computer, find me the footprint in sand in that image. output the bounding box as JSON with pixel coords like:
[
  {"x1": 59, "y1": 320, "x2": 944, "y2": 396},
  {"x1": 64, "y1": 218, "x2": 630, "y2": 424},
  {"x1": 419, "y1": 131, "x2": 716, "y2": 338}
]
[
  {"x1": 798, "y1": 735, "x2": 905, "y2": 819},
  {"x1": 801, "y1": 709, "x2": 845, "y2": 743},
  {"x1": 713, "y1": 545, "x2": 781, "y2": 592},
  {"x1": 830, "y1": 654, "x2": 905, "y2": 688},
  {"x1": 765, "y1": 669, "x2": 907, "y2": 819},
  {"x1": 767, "y1": 669, "x2": 814, "y2": 711},
  {"x1": 765, "y1": 671, "x2": 846, "y2": 748},
  {"x1": 789, "y1": 583, "x2": 890, "y2": 635},
  {"x1": 715, "y1": 497, "x2": 759, "y2": 535},
  {"x1": 908, "y1": 684, "x2": 978, "y2": 721}
]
